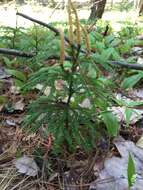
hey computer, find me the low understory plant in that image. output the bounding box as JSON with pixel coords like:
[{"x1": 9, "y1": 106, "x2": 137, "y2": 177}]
[
  {"x1": 1, "y1": 2, "x2": 142, "y2": 155},
  {"x1": 23, "y1": 0, "x2": 120, "y2": 154}
]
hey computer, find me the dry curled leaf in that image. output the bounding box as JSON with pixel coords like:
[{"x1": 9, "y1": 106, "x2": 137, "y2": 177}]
[
  {"x1": 13, "y1": 99, "x2": 25, "y2": 111},
  {"x1": 79, "y1": 98, "x2": 91, "y2": 108},
  {"x1": 14, "y1": 155, "x2": 39, "y2": 176},
  {"x1": 10, "y1": 85, "x2": 20, "y2": 94},
  {"x1": 55, "y1": 80, "x2": 65, "y2": 91},
  {"x1": 136, "y1": 135, "x2": 143, "y2": 149},
  {"x1": 0, "y1": 68, "x2": 11, "y2": 79},
  {"x1": 90, "y1": 137, "x2": 143, "y2": 190}
]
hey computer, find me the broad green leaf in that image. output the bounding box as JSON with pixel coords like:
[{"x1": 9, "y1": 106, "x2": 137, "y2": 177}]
[
  {"x1": 14, "y1": 79, "x2": 24, "y2": 88},
  {"x1": 96, "y1": 41, "x2": 105, "y2": 52},
  {"x1": 3, "y1": 57, "x2": 14, "y2": 67},
  {"x1": 105, "y1": 35, "x2": 115, "y2": 45},
  {"x1": 87, "y1": 65, "x2": 97, "y2": 79},
  {"x1": 115, "y1": 98, "x2": 143, "y2": 108},
  {"x1": 63, "y1": 61, "x2": 72, "y2": 69},
  {"x1": 121, "y1": 74, "x2": 142, "y2": 89},
  {"x1": 6, "y1": 69, "x2": 26, "y2": 82},
  {"x1": 101, "y1": 48, "x2": 114, "y2": 62},
  {"x1": 125, "y1": 108, "x2": 133, "y2": 128},
  {"x1": 128, "y1": 101, "x2": 143, "y2": 107},
  {"x1": 102, "y1": 111, "x2": 119, "y2": 136},
  {"x1": 0, "y1": 96, "x2": 7, "y2": 104},
  {"x1": 110, "y1": 39, "x2": 121, "y2": 47},
  {"x1": 127, "y1": 153, "x2": 136, "y2": 189},
  {"x1": 111, "y1": 49, "x2": 121, "y2": 60},
  {"x1": 94, "y1": 32, "x2": 103, "y2": 41}
]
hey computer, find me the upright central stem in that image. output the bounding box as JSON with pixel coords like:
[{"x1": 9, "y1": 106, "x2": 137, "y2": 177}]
[{"x1": 65, "y1": 46, "x2": 81, "y2": 128}]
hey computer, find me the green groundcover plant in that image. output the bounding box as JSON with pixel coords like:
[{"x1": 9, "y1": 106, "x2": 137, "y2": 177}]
[{"x1": 22, "y1": 1, "x2": 121, "y2": 153}]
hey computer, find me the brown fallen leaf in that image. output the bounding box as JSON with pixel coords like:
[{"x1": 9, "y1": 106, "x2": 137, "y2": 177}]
[
  {"x1": 14, "y1": 155, "x2": 39, "y2": 177},
  {"x1": 13, "y1": 99, "x2": 25, "y2": 111}
]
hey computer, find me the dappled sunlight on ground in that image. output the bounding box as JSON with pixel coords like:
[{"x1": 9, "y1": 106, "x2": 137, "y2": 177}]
[
  {"x1": 103, "y1": 10, "x2": 141, "y2": 31},
  {"x1": 0, "y1": 3, "x2": 90, "y2": 27},
  {"x1": 0, "y1": 2, "x2": 142, "y2": 28}
]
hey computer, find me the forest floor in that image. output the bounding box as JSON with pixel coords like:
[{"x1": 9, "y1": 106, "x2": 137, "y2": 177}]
[{"x1": 1, "y1": 2, "x2": 143, "y2": 190}]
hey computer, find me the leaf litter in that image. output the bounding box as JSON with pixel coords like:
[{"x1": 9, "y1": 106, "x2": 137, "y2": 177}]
[
  {"x1": 90, "y1": 136, "x2": 143, "y2": 190},
  {"x1": 14, "y1": 155, "x2": 39, "y2": 177},
  {"x1": 1, "y1": 69, "x2": 143, "y2": 189},
  {"x1": 0, "y1": 67, "x2": 11, "y2": 79}
]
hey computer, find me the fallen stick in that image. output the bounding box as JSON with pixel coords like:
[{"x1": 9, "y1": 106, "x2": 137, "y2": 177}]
[
  {"x1": 45, "y1": 55, "x2": 143, "y2": 71},
  {"x1": 45, "y1": 55, "x2": 72, "y2": 61},
  {"x1": 110, "y1": 61, "x2": 143, "y2": 71},
  {"x1": 0, "y1": 48, "x2": 35, "y2": 58}
]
